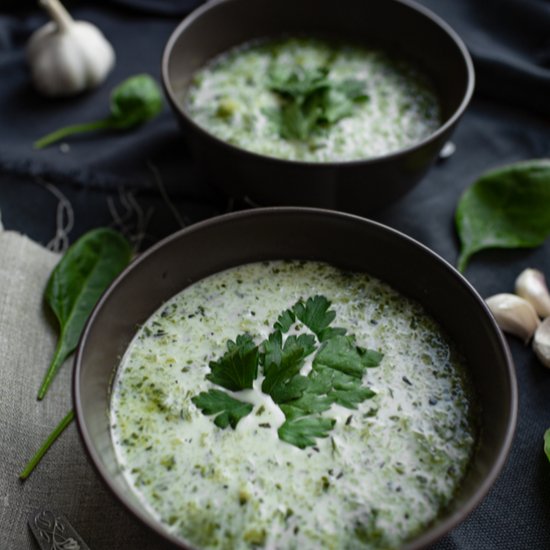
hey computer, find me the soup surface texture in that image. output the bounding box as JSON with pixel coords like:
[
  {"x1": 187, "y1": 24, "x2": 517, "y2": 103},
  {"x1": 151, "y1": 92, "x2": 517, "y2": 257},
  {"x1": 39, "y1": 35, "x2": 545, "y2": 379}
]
[
  {"x1": 184, "y1": 38, "x2": 441, "y2": 162},
  {"x1": 111, "y1": 261, "x2": 476, "y2": 549}
]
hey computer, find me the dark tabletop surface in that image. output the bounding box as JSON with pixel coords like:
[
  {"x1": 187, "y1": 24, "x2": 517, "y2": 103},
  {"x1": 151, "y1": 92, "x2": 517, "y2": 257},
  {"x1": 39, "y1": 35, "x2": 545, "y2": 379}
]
[{"x1": 1, "y1": 0, "x2": 550, "y2": 548}]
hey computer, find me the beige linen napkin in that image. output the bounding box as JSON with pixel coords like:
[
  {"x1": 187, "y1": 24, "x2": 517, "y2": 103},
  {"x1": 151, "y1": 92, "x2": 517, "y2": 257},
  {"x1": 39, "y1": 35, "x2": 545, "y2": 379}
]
[{"x1": 0, "y1": 230, "x2": 162, "y2": 549}]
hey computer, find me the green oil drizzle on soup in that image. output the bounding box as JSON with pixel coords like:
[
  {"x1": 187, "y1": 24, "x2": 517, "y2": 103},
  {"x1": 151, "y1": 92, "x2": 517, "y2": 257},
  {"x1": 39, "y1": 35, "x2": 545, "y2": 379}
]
[
  {"x1": 185, "y1": 38, "x2": 441, "y2": 162},
  {"x1": 111, "y1": 261, "x2": 476, "y2": 549}
]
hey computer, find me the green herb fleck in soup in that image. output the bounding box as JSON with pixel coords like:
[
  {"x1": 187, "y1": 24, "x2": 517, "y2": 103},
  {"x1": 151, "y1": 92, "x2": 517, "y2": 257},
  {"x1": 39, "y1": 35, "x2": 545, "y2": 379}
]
[
  {"x1": 185, "y1": 38, "x2": 441, "y2": 162},
  {"x1": 111, "y1": 261, "x2": 477, "y2": 549}
]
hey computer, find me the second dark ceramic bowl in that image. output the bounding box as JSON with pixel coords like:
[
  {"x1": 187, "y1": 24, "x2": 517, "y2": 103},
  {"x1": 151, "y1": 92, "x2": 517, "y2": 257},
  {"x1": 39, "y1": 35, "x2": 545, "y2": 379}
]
[
  {"x1": 162, "y1": 0, "x2": 474, "y2": 214},
  {"x1": 74, "y1": 207, "x2": 516, "y2": 550}
]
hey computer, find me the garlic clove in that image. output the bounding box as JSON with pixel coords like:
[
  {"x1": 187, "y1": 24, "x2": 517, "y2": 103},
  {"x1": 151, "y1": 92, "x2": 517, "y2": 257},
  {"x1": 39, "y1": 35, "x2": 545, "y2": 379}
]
[
  {"x1": 533, "y1": 318, "x2": 550, "y2": 368},
  {"x1": 485, "y1": 293, "x2": 540, "y2": 344},
  {"x1": 514, "y1": 268, "x2": 550, "y2": 318}
]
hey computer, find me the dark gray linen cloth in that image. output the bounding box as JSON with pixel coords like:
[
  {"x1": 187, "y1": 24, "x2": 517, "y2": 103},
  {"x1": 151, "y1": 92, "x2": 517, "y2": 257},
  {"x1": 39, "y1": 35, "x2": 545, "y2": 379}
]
[
  {"x1": 0, "y1": 230, "x2": 164, "y2": 550},
  {"x1": 1, "y1": 0, "x2": 550, "y2": 549}
]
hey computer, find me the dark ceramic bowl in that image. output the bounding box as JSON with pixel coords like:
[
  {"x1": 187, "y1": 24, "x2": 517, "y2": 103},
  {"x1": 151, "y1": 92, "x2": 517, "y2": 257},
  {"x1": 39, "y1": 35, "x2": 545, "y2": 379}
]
[
  {"x1": 161, "y1": 0, "x2": 474, "y2": 214},
  {"x1": 74, "y1": 208, "x2": 516, "y2": 550}
]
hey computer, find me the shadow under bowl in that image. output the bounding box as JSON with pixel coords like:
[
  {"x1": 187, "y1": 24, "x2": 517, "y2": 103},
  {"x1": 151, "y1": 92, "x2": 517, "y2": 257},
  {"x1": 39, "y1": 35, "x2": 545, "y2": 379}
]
[
  {"x1": 74, "y1": 207, "x2": 516, "y2": 550},
  {"x1": 161, "y1": 0, "x2": 474, "y2": 215}
]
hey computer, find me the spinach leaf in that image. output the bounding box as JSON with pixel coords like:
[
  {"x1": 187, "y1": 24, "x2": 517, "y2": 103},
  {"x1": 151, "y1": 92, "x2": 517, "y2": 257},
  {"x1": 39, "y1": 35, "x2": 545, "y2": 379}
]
[
  {"x1": 38, "y1": 228, "x2": 132, "y2": 399},
  {"x1": 544, "y1": 428, "x2": 550, "y2": 463},
  {"x1": 19, "y1": 409, "x2": 75, "y2": 480},
  {"x1": 34, "y1": 74, "x2": 164, "y2": 149},
  {"x1": 108, "y1": 74, "x2": 164, "y2": 129},
  {"x1": 456, "y1": 160, "x2": 550, "y2": 272}
]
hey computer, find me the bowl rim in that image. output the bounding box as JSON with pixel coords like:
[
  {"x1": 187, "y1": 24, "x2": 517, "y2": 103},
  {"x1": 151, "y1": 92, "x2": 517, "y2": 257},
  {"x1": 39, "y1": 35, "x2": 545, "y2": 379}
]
[
  {"x1": 73, "y1": 207, "x2": 517, "y2": 550},
  {"x1": 161, "y1": 0, "x2": 475, "y2": 168}
]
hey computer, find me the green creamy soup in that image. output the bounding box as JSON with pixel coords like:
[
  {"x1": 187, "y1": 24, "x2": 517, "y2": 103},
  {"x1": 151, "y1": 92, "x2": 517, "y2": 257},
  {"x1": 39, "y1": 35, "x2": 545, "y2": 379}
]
[
  {"x1": 185, "y1": 38, "x2": 441, "y2": 162},
  {"x1": 111, "y1": 261, "x2": 477, "y2": 550}
]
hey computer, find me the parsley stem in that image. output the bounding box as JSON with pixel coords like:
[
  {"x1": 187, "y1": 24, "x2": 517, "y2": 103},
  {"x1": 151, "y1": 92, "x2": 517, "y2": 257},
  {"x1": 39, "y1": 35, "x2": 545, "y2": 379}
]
[{"x1": 19, "y1": 409, "x2": 74, "y2": 480}]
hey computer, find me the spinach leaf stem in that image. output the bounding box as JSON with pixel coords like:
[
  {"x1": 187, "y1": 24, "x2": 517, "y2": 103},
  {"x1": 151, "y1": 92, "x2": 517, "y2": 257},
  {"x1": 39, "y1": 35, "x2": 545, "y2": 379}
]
[{"x1": 19, "y1": 409, "x2": 75, "y2": 480}]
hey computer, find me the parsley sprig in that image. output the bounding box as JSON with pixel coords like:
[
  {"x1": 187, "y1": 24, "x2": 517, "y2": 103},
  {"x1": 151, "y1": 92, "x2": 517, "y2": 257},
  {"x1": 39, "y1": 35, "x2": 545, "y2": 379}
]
[
  {"x1": 191, "y1": 390, "x2": 253, "y2": 429},
  {"x1": 206, "y1": 334, "x2": 259, "y2": 391},
  {"x1": 192, "y1": 295, "x2": 382, "y2": 449},
  {"x1": 265, "y1": 65, "x2": 368, "y2": 142}
]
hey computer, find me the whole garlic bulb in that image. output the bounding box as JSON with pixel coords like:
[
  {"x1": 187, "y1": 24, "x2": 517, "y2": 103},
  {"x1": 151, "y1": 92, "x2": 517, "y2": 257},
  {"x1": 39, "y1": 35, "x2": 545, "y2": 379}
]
[{"x1": 27, "y1": 0, "x2": 115, "y2": 97}]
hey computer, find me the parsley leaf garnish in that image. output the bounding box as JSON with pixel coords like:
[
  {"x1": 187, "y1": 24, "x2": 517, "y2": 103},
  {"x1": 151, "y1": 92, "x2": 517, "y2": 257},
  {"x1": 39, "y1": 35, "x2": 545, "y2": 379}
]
[
  {"x1": 266, "y1": 65, "x2": 368, "y2": 142},
  {"x1": 278, "y1": 417, "x2": 336, "y2": 449},
  {"x1": 261, "y1": 331, "x2": 316, "y2": 401},
  {"x1": 192, "y1": 390, "x2": 254, "y2": 429},
  {"x1": 314, "y1": 334, "x2": 383, "y2": 378},
  {"x1": 192, "y1": 294, "x2": 382, "y2": 449},
  {"x1": 311, "y1": 365, "x2": 377, "y2": 409},
  {"x1": 280, "y1": 364, "x2": 377, "y2": 421},
  {"x1": 293, "y1": 295, "x2": 347, "y2": 341},
  {"x1": 273, "y1": 308, "x2": 296, "y2": 333},
  {"x1": 207, "y1": 334, "x2": 259, "y2": 391}
]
